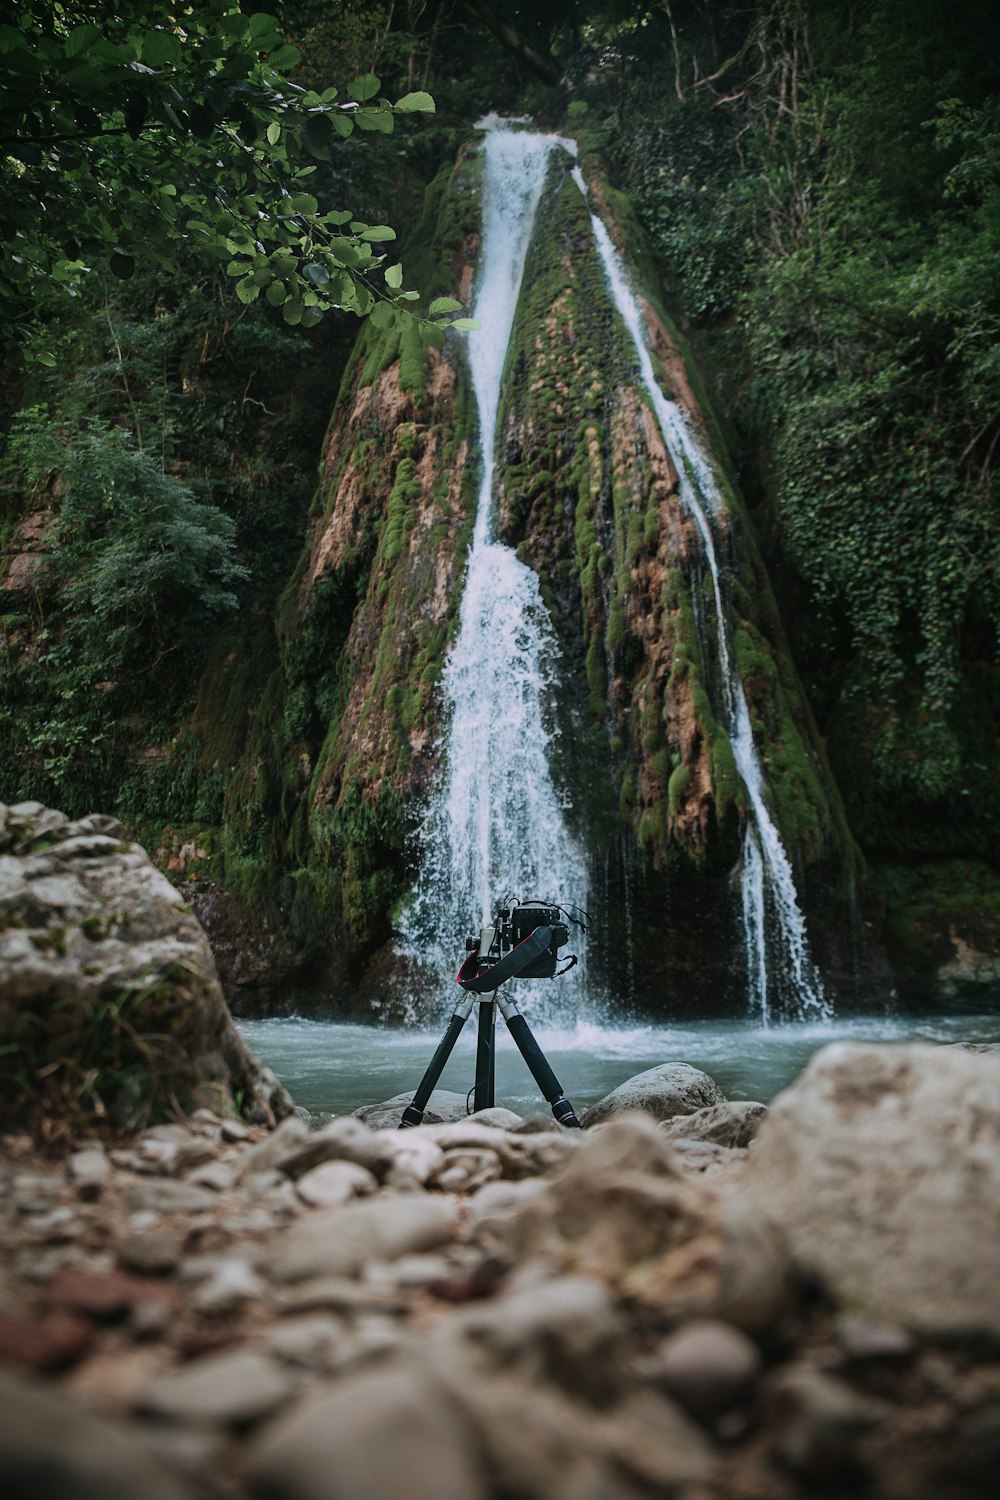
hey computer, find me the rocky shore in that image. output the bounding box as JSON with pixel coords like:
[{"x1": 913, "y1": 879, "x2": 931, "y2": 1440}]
[{"x1": 2, "y1": 1041, "x2": 999, "y2": 1500}]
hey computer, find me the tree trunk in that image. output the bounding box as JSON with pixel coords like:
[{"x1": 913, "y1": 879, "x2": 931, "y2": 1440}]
[{"x1": 460, "y1": 0, "x2": 561, "y2": 86}]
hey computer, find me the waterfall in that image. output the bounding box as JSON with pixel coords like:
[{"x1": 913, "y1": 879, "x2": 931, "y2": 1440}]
[
  {"x1": 403, "y1": 122, "x2": 589, "y2": 1008},
  {"x1": 574, "y1": 170, "x2": 829, "y2": 1021}
]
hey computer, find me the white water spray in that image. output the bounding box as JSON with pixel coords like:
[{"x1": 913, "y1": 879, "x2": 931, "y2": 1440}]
[
  {"x1": 404, "y1": 123, "x2": 588, "y2": 1005},
  {"x1": 574, "y1": 170, "x2": 829, "y2": 1020}
]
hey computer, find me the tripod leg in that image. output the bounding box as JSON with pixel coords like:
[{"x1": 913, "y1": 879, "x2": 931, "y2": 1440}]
[
  {"x1": 399, "y1": 993, "x2": 476, "y2": 1128},
  {"x1": 496, "y1": 994, "x2": 581, "y2": 1128},
  {"x1": 473, "y1": 1000, "x2": 496, "y2": 1112}
]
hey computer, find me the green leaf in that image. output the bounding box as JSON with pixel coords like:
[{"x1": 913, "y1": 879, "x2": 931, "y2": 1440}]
[
  {"x1": 304, "y1": 263, "x2": 330, "y2": 285},
  {"x1": 448, "y1": 318, "x2": 480, "y2": 330},
  {"x1": 265, "y1": 280, "x2": 287, "y2": 306},
  {"x1": 354, "y1": 107, "x2": 394, "y2": 134},
  {"x1": 360, "y1": 225, "x2": 396, "y2": 242},
  {"x1": 369, "y1": 301, "x2": 398, "y2": 330},
  {"x1": 266, "y1": 120, "x2": 281, "y2": 146},
  {"x1": 394, "y1": 91, "x2": 435, "y2": 114},
  {"x1": 384, "y1": 264, "x2": 403, "y2": 289},
  {"x1": 331, "y1": 114, "x2": 354, "y2": 139},
  {"x1": 282, "y1": 297, "x2": 304, "y2": 325},
  {"x1": 142, "y1": 30, "x2": 182, "y2": 67},
  {"x1": 267, "y1": 44, "x2": 302, "y2": 70},
  {"x1": 349, "y1": 74, "x2": 381, "y2": 102},
  {"x1": 65, "y1": 24, "x2": 103, "y2": 58},
  {"x1": 429, "y1": 296, "x2": 462, "y2": 315},
  {"x1": 235, "y1": 277, "x2": 260, "y2": 304}
]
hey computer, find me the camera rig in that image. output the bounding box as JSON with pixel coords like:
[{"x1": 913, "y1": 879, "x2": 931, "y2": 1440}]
[
  {"x1": 399, "y1": 895, "x2": 588, "y2": 1130},
  {"x1": 457, "y1": 898, "x2": 586, "y2": 990}
]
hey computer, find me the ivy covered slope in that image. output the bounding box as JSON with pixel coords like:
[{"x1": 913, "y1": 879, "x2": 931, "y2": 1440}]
[
  {"x1": 493, "y1": 155, "x2": 863, "y2": 1008},
  {"x1": 597, "y1": 0, "x2": 1000, "y2": 1002},
  {"x1": 181, "y1": 144, "x2": 483, "y2": 1014}
]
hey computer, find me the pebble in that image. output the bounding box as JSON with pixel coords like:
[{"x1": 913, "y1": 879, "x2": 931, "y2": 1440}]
[
  {"x1": 294, "y1": 1159, "x2": 378, "y2": 1208},
  {"x1": 266, "y1": 1193, "x2": 460, "y2": 1283},
  {"x1": 67, "y1": 1147, "x2": 111, "y2": 1201},
  {"x1": 136, "y1": 1348, "x2": 298, "y2": 1428},
  {"x1": 764, "y1": 1363, "x2": 891, "y2": 1477},
  {"x1": 657, "y1": 1318, "x2": 762, "y2": 1419},
  {"x1": 125, "y1": 1180, "x2": 217, "y2": 1214},
  {"x1": 245, "y1": 1362, "x2": 487, "y2": 1500}
]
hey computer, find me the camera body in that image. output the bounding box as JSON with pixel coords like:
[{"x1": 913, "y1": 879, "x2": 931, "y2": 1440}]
[{"x1": 466, "y1": 900, "x2": 570, "y2": 980}]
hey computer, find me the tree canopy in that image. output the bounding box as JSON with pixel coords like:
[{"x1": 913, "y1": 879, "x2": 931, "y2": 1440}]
[{"x1": 0, "y1": 0, "x2": 466, "y2": 364}]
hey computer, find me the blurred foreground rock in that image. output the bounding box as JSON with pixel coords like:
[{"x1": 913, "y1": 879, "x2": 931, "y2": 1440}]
[
  {"x1": 1, "y1": 1030, "x2": 999, "y2": 1499},
  {"x1": 0, "y1": 801, "x2": 290, "y2": 1131}
]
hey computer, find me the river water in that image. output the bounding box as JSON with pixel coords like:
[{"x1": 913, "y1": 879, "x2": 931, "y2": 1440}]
[{"x1": 238, "y1": 1010, "x2": 1000, "y2": 1120}]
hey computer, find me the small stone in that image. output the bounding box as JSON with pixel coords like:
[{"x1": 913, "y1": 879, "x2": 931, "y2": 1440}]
[
  {"x1": 294, "y1": 1160, "x2": 378, "y2": 1208},
  {"x1": 45, "y1": 1266, "x2": 146, "y2": 1322},
  {"x1": 468, "y1": 1106, "x2": 524, "y2": 1129},
  {"x1": 765, "y1": 1363, "x2": 890, "y2": 1478},
  {"x1": 125, "y1": 1180, "x2": 216, "y2": 1214},
  {"x1": 0, "y1": 1372, "x2": 195, "y2": 1500},
  {"x1": 67, "y1": 1146, "x2": 111, "y2": 1201},
  {"x1": 657, "y1": 1319, "x2": 762, "y2": 1419},
  {"x1": 266, "y1": 1193, "x2": 460, "y2": 1283},
  {"x1": 834, "y1": 1313, "x2": 916, "y2": 1363},
  {"x1": 581, "y1": 1062, "x2": 726, "y2": 1127},
  {"x1": 663, "y1": 1100, "x2": 768, "y2": 1149},
  {"x1": 260, "y1": 1313, "x2": 348, "y2": 1373},
  {"x1": 220, "y1": 1117, "x2": 254, "y2": 1143},
  {"x1": 245, "y1": 1362, "x2": 487, "y2": 1500},
  {"x1": 116, "y1": 1230, "x2": 185, "y2": 1278},
  {"x1": 136, "y1": 1349, "x2": 297, "y2": 1428},
  {"x1": 277, "y1": 1277, "x2": 411, "y2": 1317},
  {"x1": 430, "y1": 1147, "x2": 503, "y2": 1193},
  {"x1": 190, "y1": 1259, "x2": 268, "y2": 1314},
  {"x1": 0, "y1": 1311, "x2": 95, "y2": 1372},
  {"x1": 186, "y1": 1161, "x2": 236, "y2": 1193}
]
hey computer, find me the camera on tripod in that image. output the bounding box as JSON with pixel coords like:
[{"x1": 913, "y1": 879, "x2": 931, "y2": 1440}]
[{"x1": 465, "y1": 900, "x2": 571, "y2": 980}]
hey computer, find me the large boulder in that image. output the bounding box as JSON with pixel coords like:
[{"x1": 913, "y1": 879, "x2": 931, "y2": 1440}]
[
  {"x1": 738, "y1": 1042, "x2": 1000, "y2": 1341},
  {"x1": 0, "y1": 801, "x2": 290, "y2": 1130},
  {"x1": 580, "y1": 1062, "x2": 726, "y2": 1127}
]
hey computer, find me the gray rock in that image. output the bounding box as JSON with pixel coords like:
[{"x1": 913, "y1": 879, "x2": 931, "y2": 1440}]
[
  {"x1": 294, "y1": 1159, "x2": 378, "y2": 1207},
  {"x1": 125, "y1": 1179, "x2": 217, "y2": 1214},
  {"x1": 764, "y1": 1363, "x2": 889, "y2": 1478},
  {"x1": 662, "y1": 1099, "x2": 768, "y2": 1148},
  {"x1": 67, "y1": 1146, "x2": 110, "y2": 1201},
  {"x1": 739, "y1": 1042, "x2": 1000, "y2": 1340},
  {"x1": 657, "y1": 1318, "x2": 762, "y2": 1418},
  {"x1": 0, "y1": 1372, "x2": 195, "y2": 1500},
  {"x1": 468, "y1": 1106, "x2": 524, "y2": 1128},
  {"x1": 266, "y1": 1193, "x2": 460, "y2": 1282},
  {"x1": 353, "y1": 1089, "x2": 472, "y2": 1129},
  {"x1": 245, "y1": 1363, "x2": 487, "y2": 1500},
  {"x1": 259, "y1": 1313, "x2": 349, "y2": 1373},
  {"x1": 581, "y1": 1062, "x2": 726, "y2": 1127},
  {"x1": 136, "y1": 1349, "x2": 296, "y2": 1427},
  {"x1": 117, "y1": 1228, "x2": 186, "y2": 1275},
  {"x1": 0, "y1": 801, "x2": 291, "y2": 1126}
]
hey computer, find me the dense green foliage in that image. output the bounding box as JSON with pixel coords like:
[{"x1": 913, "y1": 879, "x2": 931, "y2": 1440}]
[
  {"x1": 3, "y1": 0, "x2": 999, "y2": 1005},
  {"x1": 0, "y1": 0, "x2": 460, "y2": 363}
]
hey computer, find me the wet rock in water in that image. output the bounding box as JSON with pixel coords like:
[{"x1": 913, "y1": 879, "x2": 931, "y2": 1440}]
[
  {"x1": 661, "y1": 1099, "x2": 768, "y2": 1149},
  {"x1": 656, "y1": 1318, "x2": 762, "y2": 1419},
  {"x1": 353, "y1": 1089, "x2": 472, "y2": 1129},
  {"x1": 739, "y1": 1041, "x2": 1000, "y2": 1340},
  {"x1": 265, "y1": 1193, "x2": 461, "y2": 1283},
  {"x1": 245, "y1": 1362, "x2": 487, "y2": 1500},
  {"x1": 580, "y1": 1062, "x2": 726, "y2": 1127},
  {"x1": 0, "y1": 1370, "x2": 196, "y2": 1499},
  {"x1": 0, "y1": 801, "x2": 290, "y2": 1129}
]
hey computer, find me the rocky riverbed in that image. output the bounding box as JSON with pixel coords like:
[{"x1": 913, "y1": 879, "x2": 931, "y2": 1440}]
[{"x1": 2, "y1": 1042, "x2": 1000, "y2": 1500}]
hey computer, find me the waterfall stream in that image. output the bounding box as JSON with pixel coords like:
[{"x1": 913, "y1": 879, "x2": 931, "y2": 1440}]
[
  {"x1": 403, "y1": 122, "x2": 589, "y2": 1011},
  {"x1": 404, "y1": 122, "x2": 827, "y2": 1022},
  {"x1": 574, "y1": 172, "x2": 829, "y2": 1021}
]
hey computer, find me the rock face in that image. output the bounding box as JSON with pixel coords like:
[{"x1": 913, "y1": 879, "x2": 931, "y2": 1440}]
[
  {"x1": 0, "y1": 802, "x2": 289, "y2": 1129},
  {"x1": 1, "y1": 1042, "x2": 999, "y2": 1499},
  {"x1": 739, "y1": 1041, "x2": 1000, "y2": 1340},
  {"x1": 580, "y1": 1061, "x2": 726, "y2": 1127}
]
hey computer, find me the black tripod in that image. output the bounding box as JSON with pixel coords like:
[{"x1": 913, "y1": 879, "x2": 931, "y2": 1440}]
[{"x1": 399, "y1": 921, "x2": 581, "y2": 1129}]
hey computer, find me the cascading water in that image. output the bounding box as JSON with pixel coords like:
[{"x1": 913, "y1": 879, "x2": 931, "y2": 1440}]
[
  {"x1": 573, "y1": 168, "x2": 829, "y2": 1022},
  {"x1": 403, "y1": 121, "x2": 588, "y2": 1010}
]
